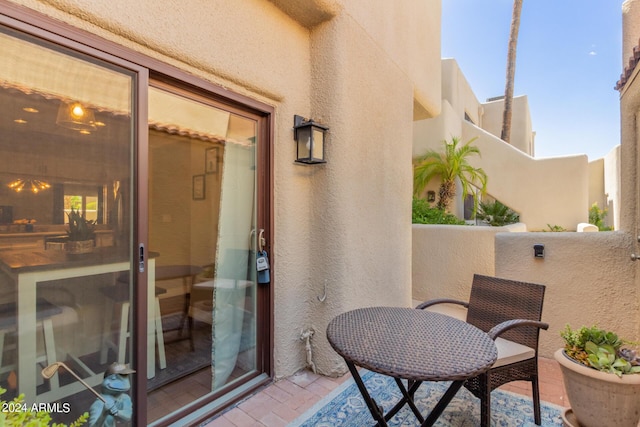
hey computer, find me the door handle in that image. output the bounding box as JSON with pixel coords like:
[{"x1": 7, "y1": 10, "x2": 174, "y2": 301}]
[{"x1": 258, "y1": 229, "x2": 266, "y2": 252}]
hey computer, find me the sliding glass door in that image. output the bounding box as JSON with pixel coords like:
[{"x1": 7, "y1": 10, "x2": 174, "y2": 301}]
[
  {"x1": 0, "y1": 9, "x2": 271, "y2": 425},
  {"x1": 0, "y1": 23, "x2": 137, "y2": 424},
  {"x1": 146, "y1": 85, "x2": 260, "y2": 423}
]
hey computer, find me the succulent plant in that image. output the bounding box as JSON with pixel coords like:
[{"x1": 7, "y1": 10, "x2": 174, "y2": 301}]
[
  {"x1": 66, "y1": 208, "x2": 96, "y2": 242},
  {"x1": 561, "y1": 324, "x2": 640, "y2": 377}
]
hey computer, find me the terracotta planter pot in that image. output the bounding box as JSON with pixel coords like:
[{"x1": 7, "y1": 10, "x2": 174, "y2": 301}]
[{"x1": 554, "y1": 348, "x2": 640, "y2": 427}]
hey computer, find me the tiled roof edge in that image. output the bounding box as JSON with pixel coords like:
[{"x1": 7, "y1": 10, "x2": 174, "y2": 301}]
[{"x1": 616, "y1": 38, "x2": 640, "y2": 91}]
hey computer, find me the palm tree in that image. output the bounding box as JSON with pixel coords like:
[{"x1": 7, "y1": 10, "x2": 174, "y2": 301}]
[
  {"x1": 500, "y1": 0, "x2": 524, "y2": 144},
  {"x1": 413, "y1": 137, "x2": 488, "y2": 212}
]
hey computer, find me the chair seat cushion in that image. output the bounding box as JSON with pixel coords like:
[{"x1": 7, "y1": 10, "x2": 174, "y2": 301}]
[{"x1": 493, "y1": 337, "x2": 535, "y2": 368}]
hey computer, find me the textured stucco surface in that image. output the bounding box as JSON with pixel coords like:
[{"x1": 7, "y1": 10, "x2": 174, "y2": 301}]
[
  {"x1": 495, "y1": 231, "x2": 638, "y2": 359},
  {"x1": 412, "y1": 223, "x2": 526, "y2": 303},
  {"x1": 481, "y1": 96, "x2": 533, "y2": 156},
  {"x1": 5, "y1": 0, "x2": 442, "y2": 379}
]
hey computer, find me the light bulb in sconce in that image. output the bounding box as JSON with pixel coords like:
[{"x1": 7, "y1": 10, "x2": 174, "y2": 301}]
[{"x1": 71, "y1": 104, "x2": 85, "y2": 119}]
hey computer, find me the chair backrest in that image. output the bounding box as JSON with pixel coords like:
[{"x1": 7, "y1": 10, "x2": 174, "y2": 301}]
[{"x1": 466, "y1": 274, "x2": 546, "y2": 349}]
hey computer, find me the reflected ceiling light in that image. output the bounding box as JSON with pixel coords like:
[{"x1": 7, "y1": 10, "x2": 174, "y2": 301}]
[
  {"x1": 8, "y1": 178, "x2": 51, "y2": 194},
  {"x1": 56, "y1": 101, "x2": 97, "y2": 132},
  {"x1": 23, "y1": 107, "x2": 39, "y2": 113},
  {"x1": 13, "y1": 119, "x2": 27, "y2": 124}
]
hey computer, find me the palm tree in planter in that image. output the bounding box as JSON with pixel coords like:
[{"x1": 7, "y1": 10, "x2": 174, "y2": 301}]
[
  {"x1": 556, "y1": 324, "x2": 640, "y2": 427},
  {"x1": 413, "y1": 136, "x2": 487, "y2": 214}
]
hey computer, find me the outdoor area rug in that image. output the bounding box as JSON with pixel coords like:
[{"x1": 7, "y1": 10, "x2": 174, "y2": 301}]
[{"x1": 290, "y1": 370, "x2": 564, "y2": 426}]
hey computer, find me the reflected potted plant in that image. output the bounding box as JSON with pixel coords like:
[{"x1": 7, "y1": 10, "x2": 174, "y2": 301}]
[
  {"x1": 555, "y1": 324, "x2": 640, "y2": 427},
  {"x1": 66, "y1": 208, "x2": 96, "y2": 254}
]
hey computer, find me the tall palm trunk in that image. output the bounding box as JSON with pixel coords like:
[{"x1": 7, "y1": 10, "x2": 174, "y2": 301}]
[
  {"x1": 501, "y1": 0, "x2": 523, "y2": 144},
  {"x1": 437, "y1": 180, "x2": 456, "y2": 211}
]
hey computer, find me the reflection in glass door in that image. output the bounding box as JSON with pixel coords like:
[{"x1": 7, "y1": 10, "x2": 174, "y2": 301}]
[
  {"x1": 147, "y1": 85, "x2": 259, "y2": 422},
  {"x1": 0, "y1": 25, "x2": 136, "y2": 425}
]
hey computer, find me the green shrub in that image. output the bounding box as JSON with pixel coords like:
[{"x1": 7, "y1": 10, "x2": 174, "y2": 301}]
[
  {"x1": 475, "y1": 200, "x2": 519, "y2": 226},
  {"x1": 589, "y1": 203, "x2": 613, "y2": 231},
  {"x1": 0, "y1": 387, "x2": 88, "y2": 426},
  {"x1": 412, "y1": 197, "x2": 466, "y2": 225}
]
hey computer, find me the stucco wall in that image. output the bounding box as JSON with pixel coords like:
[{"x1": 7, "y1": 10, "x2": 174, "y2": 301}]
[
  {"x1": 412, "y1": 226, "x2": 640, "y2": 361},
  {"x1": 588, "y1": 158, "x2": 605, "y2": 213},
  {"x1": 618, "y1": 10, "x2": 640, "y2": 346},
  {"x1": 482, "y1": 96, "x2": 533, "y2": 156},
  {"x1": 604, "y1": 145, "x2": 621, "y2": 230},
  {"x1": 414, "y1": 59, "x2": 588, "y2": 230},
  {"x1": 6, "y1": 0, "x2": 442, "y2": 379},
  {"x1": 588, "y1": 146, "x2": 621, "y2": 231},
  {"x1": 495, "y1": 231, "x2": 639, "y2": 359},
  {"x1": 462, "y1": 123, "x2": 588, "y2": 231},
  {"x1": 412, "y1": 223, "x2": 526, "y2": 304},
  {"x1": 441, "y1": 58, "x2": 481, "y2": 125}
]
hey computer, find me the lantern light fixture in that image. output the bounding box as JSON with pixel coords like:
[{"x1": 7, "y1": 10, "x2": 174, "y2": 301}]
[
  {"x1": 56, "y1": 101, "x2": 97, "y2": 133},
  {"x1": 293, "y1": 115, "x2": 328, "y2": 165}
]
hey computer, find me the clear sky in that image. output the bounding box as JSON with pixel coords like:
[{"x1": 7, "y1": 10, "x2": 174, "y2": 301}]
[{"x1": 441, "y1": 1, "x2": 625, "y2": 160}]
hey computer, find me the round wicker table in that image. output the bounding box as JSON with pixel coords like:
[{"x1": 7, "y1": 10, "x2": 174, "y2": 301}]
[{"x1": 327, "y1": 306, "x2": 497, "y2": 427}]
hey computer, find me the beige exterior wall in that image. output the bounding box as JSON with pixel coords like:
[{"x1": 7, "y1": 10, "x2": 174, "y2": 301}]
[
  {"x1": 414, "y1": 59, "x2": 588, "y2": 230},
  {"x1": 412, "y1": 223, "x2": 526, "y2": 303},
  {"x1": 495, "y1": 231, "x2": 638, "y2": 358},
  {"x1": 604, "y1": 145, "x2": 621, "y2": 230},
  {"x1": 464, "y1": 121, "x2": 588, "y2": 231},
  {"x1": 588, "y1": 158, "x2": 606, "y2": 216},
  {"x1": 412, "y1": 226, "x2": 639, "y2": 360},
  {"x1": 6, "y1": 0, "x2": 443, "y2": 378},
  {"x1": 482, "y1": 96, "x2": 534, "y2": 156},
  {"x1": 441, "y1": 58, "x2": 482, "y2": 125},
  {"x1": 588, "y1": 146, "x2": 620, "y2": 231}
]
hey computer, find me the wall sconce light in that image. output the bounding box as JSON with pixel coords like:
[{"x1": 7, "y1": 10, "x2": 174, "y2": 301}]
[
  {"x1": 293, "y1": 115, "x2": 328, "y2": 164},
  {"x1": 427, "y1": 191, "x2": 436, "y2": 203},
  {"x1": 56, "y1": 101, "x2": 97, "y2": 133},
  {"x1": 534, "y1": 244, "x2": 545, "y2": 258}
]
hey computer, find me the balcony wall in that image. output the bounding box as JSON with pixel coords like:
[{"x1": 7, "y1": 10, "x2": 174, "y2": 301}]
[
  {"x1": 412, "y1": 223, "x2": 525, "y2": 303},
  {"x1": 412, "y1": 225, "x2": 638, "y2": 358}
]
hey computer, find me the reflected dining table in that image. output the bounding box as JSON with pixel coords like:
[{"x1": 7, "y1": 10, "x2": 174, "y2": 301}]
[
  {"x1": 0, "y1": 247, "x2": 158, "y2": 403},
  {"x1": 326, "y1": 306, "x2": 497, "y2": 427}
]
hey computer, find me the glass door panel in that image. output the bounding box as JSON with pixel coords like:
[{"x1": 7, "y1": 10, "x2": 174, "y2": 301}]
[
  {"x1": 0, "y1": 25, "x2": 136, "y2": 424},
  {"x1": 147, "y1": 86, "x2": 258, "y2": 422}
]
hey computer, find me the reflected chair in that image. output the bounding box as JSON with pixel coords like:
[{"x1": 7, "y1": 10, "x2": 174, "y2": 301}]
[
  {"x1": 416, "y1": 274, "x2": 548, "y2": 426},
  {"x1": 0, "y1": 297, "x2": 78, "y2": 392},
  {"x1": 99, "y1": 275, "x2": 167, "y2": 371}
]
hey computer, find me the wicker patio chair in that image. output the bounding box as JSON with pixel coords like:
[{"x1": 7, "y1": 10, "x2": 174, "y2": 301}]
[{"x1": 416, "y1": 274, "x2": 549, "y2": 426}]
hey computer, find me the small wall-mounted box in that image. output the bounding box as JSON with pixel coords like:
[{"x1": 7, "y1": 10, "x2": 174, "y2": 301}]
[{"x1": 534, "y1": 244, "x2": 545, "y2": 258}]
